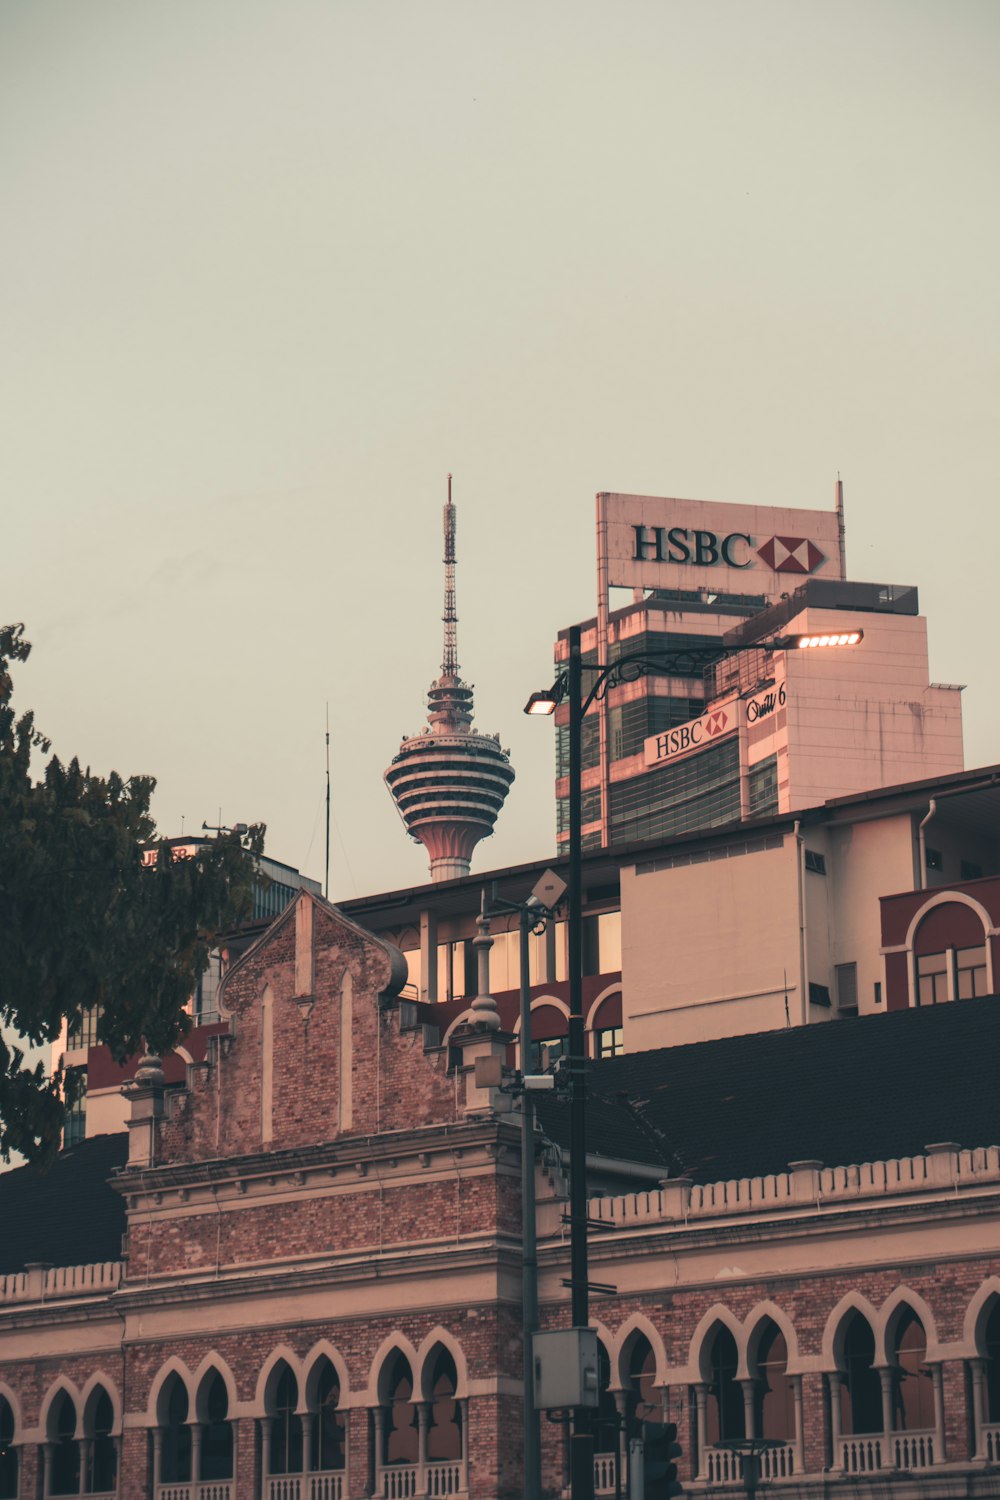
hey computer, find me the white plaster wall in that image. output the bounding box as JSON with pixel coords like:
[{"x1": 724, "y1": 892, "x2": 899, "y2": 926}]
[
  {"x1": 827, "y1": 814, "x2": 919, "y2": 1014},
  {"x1": 620, "y1": 836, "x2": 803, "y2": 1048},
  {"x1": 779, "y1": 609, "x2": 964, "y2": 808}
]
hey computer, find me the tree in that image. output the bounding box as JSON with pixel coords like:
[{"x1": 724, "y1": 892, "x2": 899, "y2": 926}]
[{"x1": 0, "y1": 624, "x2": 265, "y2": 1165}]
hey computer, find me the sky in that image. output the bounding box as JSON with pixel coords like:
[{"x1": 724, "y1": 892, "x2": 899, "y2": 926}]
[{"x1": 2, "y1": 0, "x2": 998, "y2": 903}]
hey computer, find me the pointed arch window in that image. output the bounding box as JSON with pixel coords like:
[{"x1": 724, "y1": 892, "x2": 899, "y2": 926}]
[
  {"x1": 309, "y1": 1362, "x2": 345, "y2": 1473},
  {"x1": 0, "y1": 1397, "x2": 17, "y2": 1500},
  {"x1": 50, "y1": 1394, "x2": 80, "y2": 1497},
  {"x1": 382, "y1": 1354, "x2": 417, "y2": 1466},
  {"x1": 199, "y1": 1374, "x2": 233, "y2": 1482},
  {"x1": 269, "y1": 1366, "x2": 303, "y2": 1476},
  {"x1": 426, "y1": 1350, "x2": 461, "y2": 1463},
  {"x1": 160, "y1": 1378, "x2": 191, "y2": 1485},
  {"x1": 839, "y1": 1314, "x2": 881, "y2": 1435},
  {"x1": 705, "y1": 1328, "x2": 744, "y2": 1445},
  {"x1": 753, "y1": 1324, "x2": 794, "y2": 1441},
  {"x1": 84, "y1": 1389, "x2": 116, "y2": 1494},
  {"x1": 891, "y1": 1312, "x2": 934, "y2": 1431},
  {"x1": 593, "y1": 1345, "x2": 619, "y2": 1459},
  {"x1": 986, "y1": 1301, "x2": 1000, "y2": 1424}
]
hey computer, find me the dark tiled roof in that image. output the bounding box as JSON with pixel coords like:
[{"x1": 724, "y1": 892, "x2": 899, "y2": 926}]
[
  {"x1": 535, "y1": 997, "x2": 1000, "y2": 1183},
  {"x1": 0, "y1": 1132, "x2": 128, "y2": 1274}
]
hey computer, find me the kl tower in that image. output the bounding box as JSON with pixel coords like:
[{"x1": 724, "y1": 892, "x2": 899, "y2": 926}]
[{"x1": 384, "y1": 477, "x2": 515, "y2": 882}]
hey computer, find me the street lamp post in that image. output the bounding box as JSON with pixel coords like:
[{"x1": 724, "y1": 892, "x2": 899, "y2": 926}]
[{"x1": 526, "y1": 623, "x2": 864, "y2": 1500}]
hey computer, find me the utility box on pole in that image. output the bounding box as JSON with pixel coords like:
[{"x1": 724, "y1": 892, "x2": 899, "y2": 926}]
[{"x1": 532, "y1": 1328, "x2": 600, "y2": 1409}]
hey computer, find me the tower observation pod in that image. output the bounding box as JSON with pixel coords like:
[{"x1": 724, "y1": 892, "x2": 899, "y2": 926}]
[{"x1": 384, "y1": 478, "x2": 515, "y2": 882}]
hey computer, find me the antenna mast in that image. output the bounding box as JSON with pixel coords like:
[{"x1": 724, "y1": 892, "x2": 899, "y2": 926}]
[
  {"x1": 324, "y1": 703, "x2": 331, "y2": 900},
  {"x1": 442, "y1": 473, "x2": 458, "y2": 677}
]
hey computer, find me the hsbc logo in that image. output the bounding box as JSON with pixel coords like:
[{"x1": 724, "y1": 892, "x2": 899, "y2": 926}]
[
  {"x1": 757, "y1": 535, "x2": 826, "y2": 574},
  {"x1": 632, "y1": 524, "x2": 825, "y2": 576},
  {"x1": 646, "y1": 704, "x2": 735, "y2": 766}
]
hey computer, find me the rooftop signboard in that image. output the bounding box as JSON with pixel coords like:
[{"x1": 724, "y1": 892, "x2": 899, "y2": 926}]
[{"x1": 598, "y1": 493, "x2": 844, "y2": 600}]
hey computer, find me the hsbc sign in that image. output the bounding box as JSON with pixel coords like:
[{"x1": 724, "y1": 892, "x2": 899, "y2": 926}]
[
  {"x1": 644, "y1": 701, "x2": 737, "y2": 767},
  {"x1": 599, "y1": 493, "x2": 843, "y2": 602}
]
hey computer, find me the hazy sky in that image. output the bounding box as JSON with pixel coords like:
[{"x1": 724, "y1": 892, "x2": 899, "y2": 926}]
[{"x1": 2, "y1": 0, "x2": 998, "y2": 901}]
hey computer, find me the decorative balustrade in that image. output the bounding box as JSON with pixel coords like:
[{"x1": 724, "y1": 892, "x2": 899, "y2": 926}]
[
  {"x1": 424, "y1": 1460, "x2": 463, "y2": 1495},
  {"x1": 309, "y1": 1473, "x2": 344, "y2": 1500},
  {"x1": 593, "y1": 1451, "x2": 618, "y2": 1495},
  {"x1": 158, "y1": 1481, "x2": 232, "y2": 1500},
  {"x1": 269, "y1": 1479, "x2": 301, "y2": 1500},
  {"x1": 840, "y1": 1435, "x2": 884, "y2": 1473},
  {"x1": 982, "y1": 1422, "x2": 1000, "y2": 1463},
  {"x1": 579, "y1": 1143, "x2": 1000, "y2": 1234},
  {"x1": 377, "y1": 1463, "x2": 463, "y2": 1498},
  {"x1": 0, "y1": 1260, "x2": 123, "y2": 1305},
  {"x1": 702, "y1": 1442, "x2": 795, "y2": 1484},
  {"x1": 891, "y1": 1430, "x2": 935, "y2": 1471},
  {"x1": 380, "y1": 1467, "x2": 417, "y2": 1499}
]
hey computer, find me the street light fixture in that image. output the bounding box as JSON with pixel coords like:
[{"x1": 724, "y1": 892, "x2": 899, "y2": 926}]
[{"x1": 524, "y1": 623, "x2": 864, "y2": 1500}]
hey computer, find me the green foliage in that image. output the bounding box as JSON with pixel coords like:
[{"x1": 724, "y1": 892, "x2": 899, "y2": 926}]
[{"x1": 0, "y1": 625, "x2": 264, "y2": 1166}]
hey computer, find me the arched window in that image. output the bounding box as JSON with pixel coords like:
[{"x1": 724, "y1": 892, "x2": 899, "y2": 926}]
[
  {"x1": 198, "y1": 1374, "x2": 233, "y2": 1482},
  {"x1": 839, "y1": 1315, "x2": 881, "y2": 1435},
  {"x1": 892, "y1": 1312, "x2": 934, "y2": 1431},
  {"x1": 705, "y1": 1328, "x2": 744, "y2": 1445},
  {"x1": 985, "y1": 1301, "x2": 1000, "y2": 1423},
  {"x1": 382, "y1": 1354, "x2": 417, "y2": 1466},
  {"x1": 590, "y1": 993, "x2": 624, "y2": 1060},
  {"x1": 49, "y1": 1393, "x2": 80, "y2": 1497},
  {"x1": 425, "y1": 1350, "x2": 461, "y2": 1462},
  {"x1": 593, "y1": 1345, "x2": 619, "y2": 1459},
  {"x1": 913, "y1": 903, "x2": 989, "y2": 1005},
  {"x1": 525, "y1": 1005, "x2": 568, "y2": 1072},
  {"x1": 160, "y1": 1377, "x2": 191, "y2": 1485},
  {"x1": 84, "y1": 1388, "x2": 116, "y2": 1494},
  {"x1": 269, "y1": 1366, "x2": 303, "y2": 1476},
  {"x1": 753, "y1": 1323, "x2": 794, "y2": 1441},
  {"x1": 625, "y1": 1335, "x2": 659, "y2": 1441},
  {"x1": 309, "y1": 1362, "x2": 345, "y2": 1473},
  {"x1": 0, "y1": 1397, "x2": 17, "y2": 1500}
]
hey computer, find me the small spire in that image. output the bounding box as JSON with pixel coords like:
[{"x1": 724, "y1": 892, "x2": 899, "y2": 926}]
[{"x1": 470, "y1": 892, "x2": 501, "y2": 1031}]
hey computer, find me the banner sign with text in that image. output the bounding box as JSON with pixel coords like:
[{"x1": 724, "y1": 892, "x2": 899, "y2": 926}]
[
  {"x1": 600, "y1": 493, "x2": 843, "y2": 600},
  {"x1": 644, "y1": 699, "x2": 738, "y2": 767}
]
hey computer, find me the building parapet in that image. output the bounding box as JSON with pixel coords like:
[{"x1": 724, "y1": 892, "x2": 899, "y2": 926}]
[
  {"x1": 579, "y1": 1144, "x2": 1000, "y2": 1231},
  {"x1": 0, "y1": 1259, "x2": 122, "y2": 1306}
]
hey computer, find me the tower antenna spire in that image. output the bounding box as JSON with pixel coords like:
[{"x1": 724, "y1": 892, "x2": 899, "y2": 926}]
[{"x1": 442, "y1": 473, "x2": 458, "y2": 678}]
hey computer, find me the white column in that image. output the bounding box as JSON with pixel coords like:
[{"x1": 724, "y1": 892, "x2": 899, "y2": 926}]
[
  {"x1": 301, "y1": 1412, "x2": 313, "y2": 1500},
  {"x1": 416, "y1": 1403, "x2": 430, "y2": 1495},
  {"x1": 371, "y1": 1408, "x2": 384, "y2": 1493},
  {"x1": 151, "y1": 1431, "x2": 164, "y2": 1492},
  {"x1": 613, "y1": 1392, "x2": 628, "y2": 1480},
  {"x1": 879, "y1": 1368, "x2": 894, "y2": 1466},
  {"x1": 261, "y1": 1418, "x2": 273, "y2": 1500},
  {"x1": 931, "y1": 1364, "x2": 945, "y2": 1462},
  {"x1": 694, "y1": 1385, "x2": 708, "y2": 1480},
  {"x1": 191, "y1": 1426, "x2": 203, "y2": 1488},
  {"x1": 41, "y1": 1442, "x2": 53, "y2": 1500},
  {"x1": 792, "y1": 1376, "x2": 804, "y2": 1473},
  {"x1": 740, "y1": 1381, "x2": 756, "y2": 1440},
  {"x1": 828, "y1": 1374, "x2": 842, "y2": 1468},
  {"x1": 970, "y1": 1360, "x2": 986, "y2": 1459}
]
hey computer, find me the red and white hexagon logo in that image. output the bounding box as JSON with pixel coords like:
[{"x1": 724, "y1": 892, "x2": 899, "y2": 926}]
[
  {"x1": 756, "y1": 536, "x2": 826, "y2": 574},
  {"x1": 704, "y1": 709, "x2": 729, "y2": 737}
]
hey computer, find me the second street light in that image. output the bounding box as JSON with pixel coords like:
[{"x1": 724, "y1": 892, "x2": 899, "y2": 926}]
[{"x1": 524, "y1": 623, "x2": 864, "y2": 1500}]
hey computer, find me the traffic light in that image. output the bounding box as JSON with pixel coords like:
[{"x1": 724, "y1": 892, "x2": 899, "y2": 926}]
[{"x1": 633, "y1": 1419, "x2": 683, "y2": 1498}]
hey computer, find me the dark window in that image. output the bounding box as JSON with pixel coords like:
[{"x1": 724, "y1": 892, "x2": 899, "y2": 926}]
[
  {"x1": 50, "y1": 1393, "x2": 80, "y2": 1496},
  {"x1": 64, "y1": 1067, "x2": 87, "y2": 1148},
  {"x1": 892, "y1": 1312, "x2": 933, "y2": 1431},
  {"x1": 86, "y1": 1390, "x2": 116, "y2": 1494},
  {"x1": 839, "y1": 1315, "x2": 882, "y2": 1435},
  {"x1": 874, "y1": 981, "x2": 883, "y2": 1006},
  {"x1": 67, "y1": 1006, "x2": 102, "y2": 1051},
  {"x1": 804, "y1": 849, "x2": 827, "y2": 875},
  {"x1": 835, "y1": 963, "x2": 858, "y2": 1012},
  {"x1": 383, "y1": 1354, "x2": 417, "y2": 1465},
  {"x1": 160, "y1": 1378, "x2": 191, "y2": 1485},
  {"x1": 705, "y1": 1328, "x2": 744, "y2": 1444},
  {"x1": 956, "y1": 946, "x2": 988, "y2": 999},
  {"x1": 625, "y1": 1337, "x2": 659, "y2": 1443},
  {"x1": 200, "y1": 1373, "x2": 233, "y2": 1481},
  {"x1": 610, "y1": 738, "x2": 741, "y2": 847},
  {"x1": 593, "y1": 1346, "x2": 620, "y2": 1459},
  {"x1": 925, "y1": 847, "x2": 943, "y2": 872},
  {"x1": 270, "y1": 1366, "x2": 303, "y2": 1475},
  {"x1": 961, "y1": 860, "x2": 984, "y2": 881},
  {"x1": 748, "y1": 755, "x2": 779, "y2": 818},
  {"x1": 0, "y1": 1397, "x2": 17, "y2": 1500},
  {"x1": 985, "y1": 1301, "x2": 1000, "y2": 1423},
  {"x1": 595, "y1": 1027, "x2": 624, "y2": 1059},
  {"x1": 916, "y1": 952, "x2": 948, "y2": 1005},
  {"x1": 426, "y1": 1351, "x2": 461, "y2": 1462},
  {"x1": 809, "y1": 983, "x2": 831, "y2": 1008},
  {"x1": 754, "y1": 1324, "x2": 794, "y2": 1441},
  {"x1": 310, "y1": 1362, "x2": 344, "y2": 1473}
]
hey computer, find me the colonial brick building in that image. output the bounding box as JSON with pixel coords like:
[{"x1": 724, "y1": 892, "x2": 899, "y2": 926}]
[{"x1": 3, "y1": 886, "x2": 1000, "y2": 1500}]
